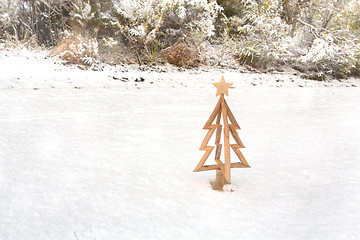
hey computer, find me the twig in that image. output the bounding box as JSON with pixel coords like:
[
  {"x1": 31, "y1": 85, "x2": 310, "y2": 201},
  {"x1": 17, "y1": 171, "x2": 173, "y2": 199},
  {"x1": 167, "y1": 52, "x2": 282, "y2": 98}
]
[
  {"x1": 295, "y1": 18, "x2": 351, "y2": 42},
  {"x1": 73, "y1": 232, "x2": 79, "y2": 240}
]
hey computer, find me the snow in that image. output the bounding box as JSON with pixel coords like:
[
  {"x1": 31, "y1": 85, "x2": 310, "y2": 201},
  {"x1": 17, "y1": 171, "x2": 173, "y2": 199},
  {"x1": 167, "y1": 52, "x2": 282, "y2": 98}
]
[
  {"x1": 1, "y1": 47, "x2": 358, "y2": 90},
  {"x1": 0, "y1": 48, "x2": 360, "y2": 239}
]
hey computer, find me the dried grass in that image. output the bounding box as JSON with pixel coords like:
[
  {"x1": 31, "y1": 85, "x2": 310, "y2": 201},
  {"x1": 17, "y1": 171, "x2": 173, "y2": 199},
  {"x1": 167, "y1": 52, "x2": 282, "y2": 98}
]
[
  {"x1": 51, "y1": 32, "x2": 98, "y2": 65},
  {"x1": 160, "y1": 42, "x2": 200, "y2": 67}
]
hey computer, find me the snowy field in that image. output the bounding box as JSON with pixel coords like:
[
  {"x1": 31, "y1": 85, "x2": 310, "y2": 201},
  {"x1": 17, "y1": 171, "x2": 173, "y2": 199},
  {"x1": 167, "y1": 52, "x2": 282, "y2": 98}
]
[{"x1": 0, "y1": 49, "x2": 360, "y2": 240}]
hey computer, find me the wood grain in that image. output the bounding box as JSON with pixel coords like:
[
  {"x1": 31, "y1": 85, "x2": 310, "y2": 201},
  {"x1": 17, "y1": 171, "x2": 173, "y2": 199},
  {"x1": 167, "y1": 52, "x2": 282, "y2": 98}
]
[
  {"x1": 220, "y1": 94, "x2": 231, "y2": 182},
  {"x1": 203, "y1": 98, "x2": 221, "y2": 129},
  {"x1": 224, "y1": 99, "x2": 240, "y2": 129}
]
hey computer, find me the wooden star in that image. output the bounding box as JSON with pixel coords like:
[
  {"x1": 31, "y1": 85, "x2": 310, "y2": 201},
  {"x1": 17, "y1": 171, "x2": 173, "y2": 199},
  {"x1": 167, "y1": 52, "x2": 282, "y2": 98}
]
[{"x1": 212, "y1": 76, "x2": 233, "y2": 97}]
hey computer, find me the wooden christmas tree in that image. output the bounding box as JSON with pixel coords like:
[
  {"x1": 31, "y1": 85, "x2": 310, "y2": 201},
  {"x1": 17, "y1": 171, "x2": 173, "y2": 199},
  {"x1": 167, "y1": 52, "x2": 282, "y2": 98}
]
[{"x1": 194, "y1": 76, "x2": 250, "y2": 190}]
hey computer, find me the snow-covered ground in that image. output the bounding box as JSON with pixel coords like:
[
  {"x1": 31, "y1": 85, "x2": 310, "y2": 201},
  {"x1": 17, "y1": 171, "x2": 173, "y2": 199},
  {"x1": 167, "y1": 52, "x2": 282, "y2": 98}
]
[
  {"x1": 0, "y1": 46, "x2": 359, "y2": 90},
  {"x1": 0, "y1": 48, "x2": 359, "y2": 240}
]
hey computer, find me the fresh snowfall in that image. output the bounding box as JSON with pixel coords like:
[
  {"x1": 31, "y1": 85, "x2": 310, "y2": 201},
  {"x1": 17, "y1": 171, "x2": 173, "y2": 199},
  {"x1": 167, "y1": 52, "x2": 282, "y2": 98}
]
[{"x1": 0, "y1": 48, "x2": 359, "y2": 240}]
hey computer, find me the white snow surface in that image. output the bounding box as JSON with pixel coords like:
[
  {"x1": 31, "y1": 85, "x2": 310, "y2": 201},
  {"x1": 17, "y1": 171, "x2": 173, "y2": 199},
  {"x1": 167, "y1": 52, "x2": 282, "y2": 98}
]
[
  {"x1": 0, "y1": 48, "x2": 360, "y2": 240},
  {"x1": 0, "y1": 46, "x2": 359, "y2": 90}
]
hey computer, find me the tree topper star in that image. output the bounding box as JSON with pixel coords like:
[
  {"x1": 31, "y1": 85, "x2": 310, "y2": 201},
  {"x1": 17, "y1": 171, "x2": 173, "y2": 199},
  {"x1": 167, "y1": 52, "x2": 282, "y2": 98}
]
[{"x1": 212, "y1": 76, "x2": 233, "y2": 96}]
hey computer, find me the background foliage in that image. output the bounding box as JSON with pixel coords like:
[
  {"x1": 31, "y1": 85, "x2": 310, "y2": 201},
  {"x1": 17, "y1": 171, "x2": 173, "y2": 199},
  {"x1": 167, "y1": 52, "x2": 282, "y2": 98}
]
[{"x1": 0, "y1": 0, "x2": 358, "y2": 77}]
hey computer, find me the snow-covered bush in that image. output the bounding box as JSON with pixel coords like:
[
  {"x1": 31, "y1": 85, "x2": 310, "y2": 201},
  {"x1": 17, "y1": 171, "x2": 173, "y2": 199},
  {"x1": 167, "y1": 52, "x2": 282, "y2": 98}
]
[
  {"x1": 287, "y1": 0, "x2": 360, "y2": 78},
  {"x1": 217, "y1": 0, "x2": 243, "y2": 18},
  {"x1": 0, "y1": 0, "x2": 73, "y2": 46},
  {"x1": 228, "y1": 0, "x2": 291, "y2": 68},
  {"x1": 0, "y1": 0, "x2": 20, "y2": 40},
  {"x1": 109, "y1": 0, "x2": 222, "y2": 63},
  {"x1": 52, "y1": 31, "x2": 98, "y2": 66},
  {"x1": 300, "y1": 37, "x2": 360, "y2": 78},
  {"x1": 71, "y1": 0, "x2": 96, "y2": 30},
  {"x1": 1, "y1": 0, "x2": 359, "y2": 77},
  {"x1": 217, "y1": 0, "x2": 360, "y2": 77}
]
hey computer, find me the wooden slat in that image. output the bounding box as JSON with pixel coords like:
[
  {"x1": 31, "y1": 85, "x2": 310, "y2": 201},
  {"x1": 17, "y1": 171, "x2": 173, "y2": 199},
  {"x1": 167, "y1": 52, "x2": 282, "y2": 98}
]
[
  {"x1": 198, "y1": 164, "x2": 222, "y2": 171},
  {"x1": 203, "y1": 98, "x2": 221, "y2": 129},
  {"x1": 215, "y1": 143, "x2": 222, "y2": 160},
  {"x1": 229, "y1": 124, "x2": 245, "y2": 148},
  {"x1": 214, "y1": 169, "x2": 229, "y2": 190},
  {"x1": 220, "y1": 94, "x2": 231, "y2": 182},
  {"x1": 231, "y1": 144, "x2": 245, "y2": 149},
  {"x1": 224, "y1": 99, "x2": 240, "y2": 129},
  {"x1": 214, "y1": 158, "x2": 223, "y2": 166},
  {"x1": 215, "y1": 159, "x2": 226, "y2": 177},
  {"x1": 199, "y1": 126, "x2": 217, "y2": 150},
  {"x1": 195, "y1": 108, "x2": 221, "y2": 172},
  {"x1": 193, "y1": 146, "x2": 214, "y2": 172},
  {"x1": 216, "y1": 110, "x2": 221, "y2": 125},
  {"x1": 198, "y1": 162, "x2": 250, "y2": 171},
  {"x1": 214, "y1": 110, "x2": 222, "y2": 145},
  {"x1": 215, "y1": 125, "x2": 222, "y2": 145},
  {"x1": 214, "y1": 110, "x2": 223, "y2": 175},
  {"x1": 215, "y1": 159, "x2": 225, "y2": 176},
  {"x1": 230, "y1": 162, "x2": 251, "y2": 168},
  {"x1": 231, "y1": 144, "x2": 250, "y2": 167}
]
